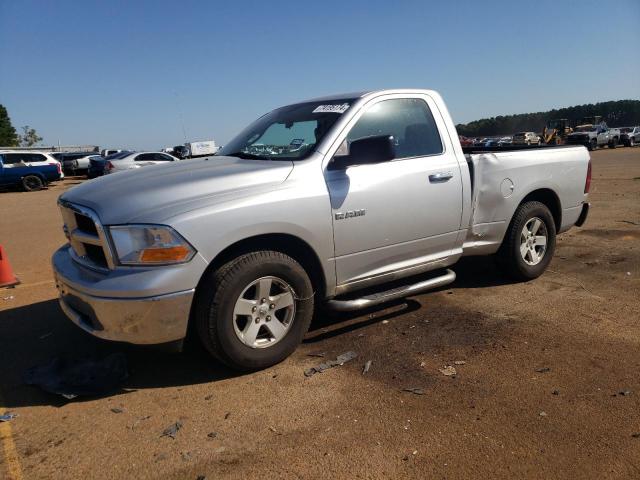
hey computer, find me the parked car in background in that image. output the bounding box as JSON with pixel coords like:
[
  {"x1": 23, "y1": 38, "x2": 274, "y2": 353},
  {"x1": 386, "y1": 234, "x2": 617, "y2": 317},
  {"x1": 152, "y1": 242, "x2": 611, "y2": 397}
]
[
  {"x1": 512, "y1": 132, "x2": 541, "y2": 145},
  {"x1": 567, "y1": 123, "x2": 620, "y2": 150},
  {"x1": 0, "y1": 151, "x2": 64, "y2": 179},
  {"x1": 186, "y1": 140, "x2": 218, "y2": 158},
  {"x1": 620, "y1": 126, "x2": 640, "y2": 147},
  {"x1": 51, "y1": 151, "x2": 98, "y2": 174},
  {"x1": 498, "y1": 136, "x2": 512, "y2": 146},
  {"x1": 104, "y1": 151, "x2": 177, "y2": 174},
  {"x1": 0, "y1": 152, "x2": 62, "y2": 191},
  {"x1": 458, "y1": 135, "x2": 473, "y2": 147},
  {"x1": 101, "y1": 149, "x2": 123, "y2": 157},
  {"x1": 88, "y1": 151, "x2": 132, "y2": 178}
]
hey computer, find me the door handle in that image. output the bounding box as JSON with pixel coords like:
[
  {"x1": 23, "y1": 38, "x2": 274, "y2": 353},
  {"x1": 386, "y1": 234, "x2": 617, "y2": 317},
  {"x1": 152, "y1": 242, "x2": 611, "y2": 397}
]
[{"x1": 429, "y1": 171, "x2": 453, "y2": 183}]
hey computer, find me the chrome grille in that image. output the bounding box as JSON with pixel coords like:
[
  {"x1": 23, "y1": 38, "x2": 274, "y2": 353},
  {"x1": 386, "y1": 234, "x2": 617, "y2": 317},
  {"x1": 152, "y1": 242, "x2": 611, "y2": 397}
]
[{"x1": 58, "y1": 200, "x2": 115, "y2": 271}]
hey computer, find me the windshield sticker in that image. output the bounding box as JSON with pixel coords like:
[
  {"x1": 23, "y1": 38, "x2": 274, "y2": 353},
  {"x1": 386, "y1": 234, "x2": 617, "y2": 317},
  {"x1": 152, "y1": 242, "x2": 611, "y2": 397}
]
[
  {"x1": 312, "y1": 103, "x2": 350, "y2": 114},
  {"x1": 290, "y1": 138, "x2": 304, "y2": 147}
]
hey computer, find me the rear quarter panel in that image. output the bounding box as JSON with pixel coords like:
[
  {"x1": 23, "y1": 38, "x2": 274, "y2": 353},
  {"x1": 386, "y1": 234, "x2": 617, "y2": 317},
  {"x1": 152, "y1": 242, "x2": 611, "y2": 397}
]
[{"x1": 464, "y1": 146, "x2": 589, "y2": 255}]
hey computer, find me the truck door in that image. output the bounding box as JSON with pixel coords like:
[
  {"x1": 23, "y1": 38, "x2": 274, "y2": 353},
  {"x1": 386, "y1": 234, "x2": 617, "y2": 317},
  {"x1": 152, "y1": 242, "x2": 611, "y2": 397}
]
[{"x1": 324, "y1": 95, "x2": 464, "y2": 287}]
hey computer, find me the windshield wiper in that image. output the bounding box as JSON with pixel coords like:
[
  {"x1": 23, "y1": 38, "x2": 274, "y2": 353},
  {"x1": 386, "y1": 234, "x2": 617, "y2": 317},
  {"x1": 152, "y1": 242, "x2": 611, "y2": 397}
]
[{"x1": 223, "y1": 151, "x2": 270, "y2": 160}]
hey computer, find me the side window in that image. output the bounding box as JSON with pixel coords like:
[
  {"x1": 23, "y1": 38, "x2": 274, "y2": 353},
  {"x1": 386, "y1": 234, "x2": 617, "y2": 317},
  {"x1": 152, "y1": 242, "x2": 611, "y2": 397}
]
[
  {"x1": 2, "y1": 153, "x2": 20, "y2": 165},
  {"x1": 24, "y1": 154, "x2": 46, "y2": 163},
  {"x1": 135, "y1": 153, "x2": 152, "y2": 161},
  {"x1": 346, "y1": 98, "x2": 443, "y2": 159},
  {"x1": 155, "y1": 153, "x2": 173, "y2": 161}
]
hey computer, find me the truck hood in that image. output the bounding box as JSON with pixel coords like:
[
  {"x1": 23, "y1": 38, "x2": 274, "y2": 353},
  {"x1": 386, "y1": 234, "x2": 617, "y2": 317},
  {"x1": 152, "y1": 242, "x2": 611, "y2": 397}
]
[{"x1": 60, "y1": 156, "x2": 294, "y2": 224}]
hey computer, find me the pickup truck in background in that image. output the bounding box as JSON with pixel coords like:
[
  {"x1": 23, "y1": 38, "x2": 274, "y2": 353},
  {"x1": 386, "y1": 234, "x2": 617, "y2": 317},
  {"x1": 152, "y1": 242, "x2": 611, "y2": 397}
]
[
  {"x1": 0, "y1": 152, "x2": 63, "y2": 191},
  {"x1": 567, "y1": 122, "x2": 620, "y2": 150},
  {"x1": 52, "y1": 89, "x2": 591, "y2": 370}
]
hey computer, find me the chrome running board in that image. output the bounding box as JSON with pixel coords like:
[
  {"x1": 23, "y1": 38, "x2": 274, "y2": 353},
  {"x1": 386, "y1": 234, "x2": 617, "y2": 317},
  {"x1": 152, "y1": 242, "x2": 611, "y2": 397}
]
[{"x1": 326, "y1": 269, "x2": 456, "y2": 312}]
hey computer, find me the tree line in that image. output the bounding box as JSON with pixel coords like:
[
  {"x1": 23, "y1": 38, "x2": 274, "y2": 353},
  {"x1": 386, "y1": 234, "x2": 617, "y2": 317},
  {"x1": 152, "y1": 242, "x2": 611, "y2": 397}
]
[
  {"x1": 0, "y1": 104, "x2": 43, "y2": 147},
  {"x1": 456, "y1": 99, "x2": 640, "y2": 137}
]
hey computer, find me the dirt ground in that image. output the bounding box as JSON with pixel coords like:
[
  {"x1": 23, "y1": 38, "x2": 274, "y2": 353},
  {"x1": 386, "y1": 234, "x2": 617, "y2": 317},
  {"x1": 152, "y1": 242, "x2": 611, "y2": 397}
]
[{"x1": 1, "y1": 147, "x2": 639, "y2": 480}]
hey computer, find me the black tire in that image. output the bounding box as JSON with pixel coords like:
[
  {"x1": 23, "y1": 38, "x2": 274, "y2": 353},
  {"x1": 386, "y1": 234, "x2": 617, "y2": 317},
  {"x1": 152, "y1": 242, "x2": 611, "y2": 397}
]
[
  {"x1": 497, "y1": 201, "x2": 556, "y2": 281},
  {"x1": 608, "y1": 137, "x2": 618, "y2": 149},
  {"x1": 22, "y1": 175, "x2": 44, "y2": 191},
  {"x1": 629, "y1": 138, "x2": 636, "y2": 147},
  {"x1": 588, "y1": 139, "x2": 597, "y2": 151},
  {"x1": 195, "y1": 251, "x2": 314, "y2": 371}
]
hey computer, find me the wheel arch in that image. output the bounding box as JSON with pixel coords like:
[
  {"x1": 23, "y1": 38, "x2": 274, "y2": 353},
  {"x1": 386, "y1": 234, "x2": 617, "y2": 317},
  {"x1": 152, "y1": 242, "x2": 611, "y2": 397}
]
[
  {"x1": 518, "y1": 188, "x2": 562, "y2": 232},
  {"x1": 194, "y1": 233, "x2": 327, "y2": 302}
]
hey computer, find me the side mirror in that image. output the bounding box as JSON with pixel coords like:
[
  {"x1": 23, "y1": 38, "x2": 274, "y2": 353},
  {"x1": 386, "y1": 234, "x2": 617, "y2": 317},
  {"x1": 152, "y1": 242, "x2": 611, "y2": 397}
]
[{"x1": 332, "y1": 135, "x2": 396, "y2": 169}]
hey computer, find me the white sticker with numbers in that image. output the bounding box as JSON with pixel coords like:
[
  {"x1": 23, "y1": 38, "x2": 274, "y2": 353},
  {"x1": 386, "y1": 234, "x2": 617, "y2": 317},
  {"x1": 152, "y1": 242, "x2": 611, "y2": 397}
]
[{"x1": 312, "y1": 103, "x2": 350, "y2": 114}]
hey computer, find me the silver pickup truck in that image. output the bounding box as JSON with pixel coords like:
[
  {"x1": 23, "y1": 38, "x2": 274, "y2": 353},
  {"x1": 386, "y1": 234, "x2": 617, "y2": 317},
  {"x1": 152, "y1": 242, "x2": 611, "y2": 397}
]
[{"x1": 53, "y1": 89, "x2": 591, "y2": 370}]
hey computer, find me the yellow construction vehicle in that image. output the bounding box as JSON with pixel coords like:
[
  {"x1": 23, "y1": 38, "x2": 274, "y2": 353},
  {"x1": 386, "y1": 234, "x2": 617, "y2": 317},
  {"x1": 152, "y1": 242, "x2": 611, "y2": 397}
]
[{"x1": 542, "y1": 118, "x2": 573, "y2": 145}]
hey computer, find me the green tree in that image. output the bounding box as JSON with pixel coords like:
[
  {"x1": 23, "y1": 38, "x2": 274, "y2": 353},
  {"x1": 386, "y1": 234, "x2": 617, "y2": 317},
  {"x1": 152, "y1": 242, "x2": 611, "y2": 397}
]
[
  {"x1": 18, "y1": 125, "x2": 43, "y2": 147},
  {"x1": 0, "y1": 104, "x2": 19, "y2": 146}
]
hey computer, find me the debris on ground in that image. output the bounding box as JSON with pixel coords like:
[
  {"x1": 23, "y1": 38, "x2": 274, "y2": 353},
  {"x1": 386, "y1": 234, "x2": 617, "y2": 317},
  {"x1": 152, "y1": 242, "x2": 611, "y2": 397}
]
[
  {"x1": 616, "y1": 390, "x2": 632, "y2": 396},
  {"x1": 207, "y1": 432, "x2": 217, "y2": 439},
  {"x1": 307, "y1": 352, "x2": 326, "y2": 358},
  {"x1": 204, "y1": 394, "x2": 213, "y2": 400},
  {"x1": 129, "y1": 415, "x2": 151, "y2": 430},
  {"x1": 535, "y1": 367, "x2": 551, "y2": 373},
  {"x1": 224, "y1": 412, "x2": 231, "y2": 420},
  {"x1": 161, "y1": 421, "x2": 183, "y2": 439},
  {"x1": 0, "y1": 412, "x2": 18, "y2": 422},
  {"x1": 363, "y1": 360, "x2": 372, "y2": 374},
  {"x1": 2, "y1": 295, "x2": 14, "y2": 301},
  {"x1": 454, "y1": 360, "x2": 466, "y2": 365},
  {"x1": 304, "y1": 351, "x2": 358, "y2": 377},
  {"x1": 269, "y1": 426, "x2": 282, "y2": 435},
  {"x1": 23, "y1": 352, "x2": 128, "y2": 399},
  {"x1": 110, "y1": 407, "x2": 124, "y2": 414},
  {"x1": 402, "y1": 388, "x2": 425, "y2": 395},
  {"x1": 552, "y1": 390, "x2": 560, "y2": 395},
  {"x1": 381, "y1": 320, "x2": 389, "y2": 324},
  {"x1": 632, "y1": 433, "x2": 640, "y2": 438},
  {"x1": 539, "y1": 411, "x2": 548, "y2": 417},
  {"x1": 420, "y1": 361, "x2": 426, "y2": 367},
  {"x1": 439, "y1": 365, "x2": 457, "y2": 376}
]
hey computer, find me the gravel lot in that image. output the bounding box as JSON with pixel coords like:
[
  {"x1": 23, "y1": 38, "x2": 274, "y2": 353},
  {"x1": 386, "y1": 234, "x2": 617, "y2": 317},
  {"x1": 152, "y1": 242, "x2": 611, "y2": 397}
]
[{"x1": 1, "y1": 147, "x2": 639, "y2": 479}]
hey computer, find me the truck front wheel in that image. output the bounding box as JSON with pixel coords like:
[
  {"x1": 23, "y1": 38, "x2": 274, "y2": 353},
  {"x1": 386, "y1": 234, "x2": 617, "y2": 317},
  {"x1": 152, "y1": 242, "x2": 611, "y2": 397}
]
[
  {"x1": 195, "y1": 251, "x2": 314, "y2": 371},
  {"x1": 497, "y1": 201, "x2": 556, "y2": 281}
]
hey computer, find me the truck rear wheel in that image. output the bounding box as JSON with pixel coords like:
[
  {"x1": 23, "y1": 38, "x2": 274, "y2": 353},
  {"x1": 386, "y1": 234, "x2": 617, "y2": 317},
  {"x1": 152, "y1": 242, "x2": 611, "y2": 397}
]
[
  {"x1": 497, "y1": 201, "x2": 556, "y2": 281},
  {"x1": 22, "y1": 175, "x2": 44, "y2": 191},
  {"x1": 195, "y1": 251, "x2": 314, "y2": 371}
]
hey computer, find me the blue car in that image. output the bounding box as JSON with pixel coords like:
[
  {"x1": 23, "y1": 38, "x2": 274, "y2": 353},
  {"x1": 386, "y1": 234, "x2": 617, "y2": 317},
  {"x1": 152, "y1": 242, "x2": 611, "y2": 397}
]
[{"x1": 0, "y1": 152, "x2": 62, "y2": 191}]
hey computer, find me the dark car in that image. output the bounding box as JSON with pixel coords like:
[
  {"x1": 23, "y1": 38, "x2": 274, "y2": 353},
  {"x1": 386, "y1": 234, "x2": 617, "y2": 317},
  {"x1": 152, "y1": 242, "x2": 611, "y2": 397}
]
[
  {"x1": 51, "y1": 151, "x2": 99, "y2": 174},
  {"x1": 87, "y1": 151, "x2": 133, "y2": 178}
]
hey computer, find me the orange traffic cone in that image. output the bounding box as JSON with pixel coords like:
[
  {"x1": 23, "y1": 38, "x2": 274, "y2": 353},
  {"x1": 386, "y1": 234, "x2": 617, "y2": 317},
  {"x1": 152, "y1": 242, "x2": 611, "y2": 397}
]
[{"x1": 0, "y1": 245, "x2": 19, "y2": 288}]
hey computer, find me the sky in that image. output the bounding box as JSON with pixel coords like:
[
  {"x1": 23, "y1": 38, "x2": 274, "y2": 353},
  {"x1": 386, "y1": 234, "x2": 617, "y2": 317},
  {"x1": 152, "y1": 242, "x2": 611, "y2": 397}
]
[{"x1": 1, "y1": 0, "x2": 639, "y2": 150}]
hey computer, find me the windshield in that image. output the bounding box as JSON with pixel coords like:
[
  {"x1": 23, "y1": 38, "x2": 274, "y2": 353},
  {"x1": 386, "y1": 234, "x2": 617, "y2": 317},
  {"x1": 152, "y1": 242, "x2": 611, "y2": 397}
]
[{"x1": 217, "y1": 99, "x2": 356, "y2": 160}]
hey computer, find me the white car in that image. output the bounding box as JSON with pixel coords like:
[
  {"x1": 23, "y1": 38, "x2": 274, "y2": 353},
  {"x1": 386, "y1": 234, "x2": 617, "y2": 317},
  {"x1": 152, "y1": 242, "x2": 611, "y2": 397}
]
[
  {"x1": 512, "y1": 132, "x2": 541, "y2": 145},
  {"x1": 0, "y1": 150, "x2": 64, "y2": 178},
  {"x1": 104, "y1": 151, "x2": 178, "y2": 174}
]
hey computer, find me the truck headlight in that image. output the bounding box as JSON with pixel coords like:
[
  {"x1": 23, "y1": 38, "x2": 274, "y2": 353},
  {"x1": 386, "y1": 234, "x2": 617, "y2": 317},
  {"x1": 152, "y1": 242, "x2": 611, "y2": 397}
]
[{"x1": 108, "y1": 225, "x2": 196, "y2": 265}]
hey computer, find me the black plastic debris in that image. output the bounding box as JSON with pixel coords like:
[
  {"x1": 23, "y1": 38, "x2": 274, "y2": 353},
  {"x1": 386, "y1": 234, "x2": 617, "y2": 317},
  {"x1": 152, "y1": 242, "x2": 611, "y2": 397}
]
[
  {"x1": 161, "y1": 421, "x2": 183, "y2": 439},
  {"x1": 304, "y1": 351, "x2": 357, "y2": 377},
  {"x1": 110, "y1": 407, "x2": 124, "y2": 414},
  {"x1": 402, "y1": 388, "x2": 425, "y2": 395},
  {"x1": 23, "y1": 353, "x2": 128, "y2": 400},
  {"x1": 535, "y1": 367, "x2": 551, "y2": 373},
  {"x1": 0, "y1": 412, "x2": 18, "y2": 422}
]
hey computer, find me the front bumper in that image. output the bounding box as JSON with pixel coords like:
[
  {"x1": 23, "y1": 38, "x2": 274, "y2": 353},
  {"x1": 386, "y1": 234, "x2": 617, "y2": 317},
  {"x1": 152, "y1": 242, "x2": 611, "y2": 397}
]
[{"x1": 52, "y1": 245, "x2": 203, "y2": 344}]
